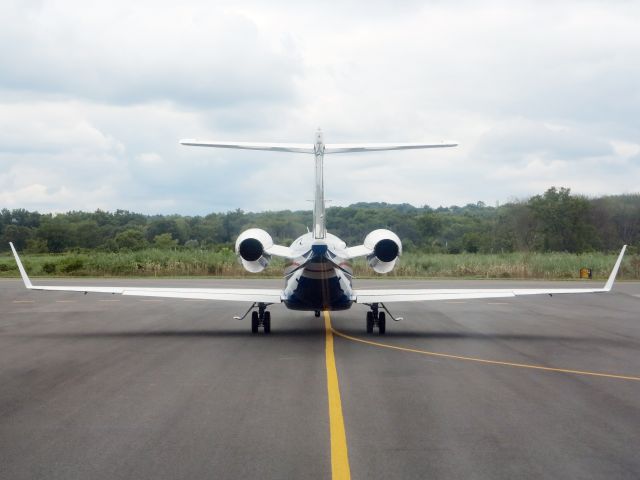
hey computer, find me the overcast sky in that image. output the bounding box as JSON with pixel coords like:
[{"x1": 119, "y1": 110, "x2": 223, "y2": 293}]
[{"x1": 1, "y1": 0, "x2": 639, "y2": 215}]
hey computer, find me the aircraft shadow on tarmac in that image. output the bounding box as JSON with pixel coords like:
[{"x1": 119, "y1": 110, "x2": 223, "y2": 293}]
[
  {"x1": 13, "y1": 328, "x2": 638, "y2": 347},
  {"x1": 19, "y1": 328, "x2": 325, "y2": 339}
]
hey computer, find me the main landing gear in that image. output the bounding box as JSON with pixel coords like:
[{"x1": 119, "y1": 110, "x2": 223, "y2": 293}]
[
  {"x1": 233, "y1": 303, "x2": 271, "y2": 334},
  {"x1": 234, "y1": 303, "x2": 273, "y2": 334},
  {"x1": 365, "y1": 303, "x2": 386, "y2": 335},
  {"x1": 250, "y1": 304, "x2": 271, "y2": 334}
]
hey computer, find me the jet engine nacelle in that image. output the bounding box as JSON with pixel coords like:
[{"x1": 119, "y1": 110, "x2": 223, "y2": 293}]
[
  {"x1": 364, "y1": 229, "x2": 402, "y2": 274},
  {"x1": 235, "y1": 228, "x2": 273, "y2": 273}
]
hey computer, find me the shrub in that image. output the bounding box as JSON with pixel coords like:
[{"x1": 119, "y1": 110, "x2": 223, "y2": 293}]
[
  {"x1": 153, "y1": 233, "x2": 178, "y2": 250},
  {"x1": 25, "y1": 238, "x2": 49, "y2": 254},
  {"x1": 60, "y1": 258, "x2": 84, "y2": 273},
  {"x1": 42, "y1": 262, "x2": 57, "y2": 274},
  {"x1": 115, "y1": 229, "x2": 148, "y2": 251}
]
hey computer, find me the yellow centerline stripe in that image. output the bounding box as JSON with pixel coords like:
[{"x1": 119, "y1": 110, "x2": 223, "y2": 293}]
[
  {"x1": 332, "y1": 328, "x2": 640, "y2": 382},
  {"x1": 324, "y1": 312, "x2": 351, "y2": 480}
]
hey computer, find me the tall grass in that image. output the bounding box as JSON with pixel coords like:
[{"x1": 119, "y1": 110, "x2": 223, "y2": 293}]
[
  {"x1": 387, "y1": 251, "x2": 637, "y2": 280},
  {"x1": 0, "y1": 248, "x2": 637, "y2": 280}
]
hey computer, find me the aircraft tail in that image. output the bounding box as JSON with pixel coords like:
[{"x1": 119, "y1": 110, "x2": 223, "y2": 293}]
[{"x1": 180, "y1": 130, "x2": 458, "y2": 240}]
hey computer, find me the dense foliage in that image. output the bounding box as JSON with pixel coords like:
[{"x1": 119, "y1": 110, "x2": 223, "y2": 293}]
[{"x1": 1, "y1": 187, "x2": 638, "y2": 255}]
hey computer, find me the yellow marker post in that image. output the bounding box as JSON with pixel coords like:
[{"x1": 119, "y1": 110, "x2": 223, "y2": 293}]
[{"x1": 324, "y1": 312, "x2": 351, "y2": 480}]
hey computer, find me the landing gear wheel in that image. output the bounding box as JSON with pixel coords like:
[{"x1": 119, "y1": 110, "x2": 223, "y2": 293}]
[
  {"x1": 315, "y1": 310, "x2": 321, "y2": 318},
  {"x1": 251, "y1": 311, "x2": 259, "y2": 334},
  {"x1": 378, "y1": 312, "x2": 386, "y2": 335},
  {"x1": 366, "y1": 311, "x2": 374, "y2": 334},
  {"x1": 366, "y1": 304, "x2": 389, "y2": 334},
  {"x1": 263, "y1": 311, "x2": 271, "y2": 334}
]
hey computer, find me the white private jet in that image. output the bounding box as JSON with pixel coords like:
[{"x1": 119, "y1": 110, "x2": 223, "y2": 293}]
[{"x1": 10, "y1": 129, "x2": 627, "y2": 334}]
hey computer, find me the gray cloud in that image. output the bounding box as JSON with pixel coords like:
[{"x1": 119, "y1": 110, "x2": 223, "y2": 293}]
[
  {"x1": 474, "y1": 119, "x2": 613, "y2": 163},
  {"x1": 0, "y1": 1, "x2": 300, "y2": 107},
  {"x1": 0, "y1": 0, "x2": 638, "y2": 215}
]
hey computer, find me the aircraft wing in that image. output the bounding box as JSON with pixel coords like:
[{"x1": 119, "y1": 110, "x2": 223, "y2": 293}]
[
  {"x1": 179, "y1": 139, "x2": 314, "y2": 154},
  {"x1": 324, "y1": 142, "x2": 458, "y2": 154},
  {"x1": 354, "y1": 245, "x2": 627, "y2": 303},
  {"x1": 9, "y1": 243, "x2": 283, "y2": 304}
]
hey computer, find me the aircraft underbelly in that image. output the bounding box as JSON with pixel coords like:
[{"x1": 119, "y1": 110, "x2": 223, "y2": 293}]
[{"x1": 283, "y1": 263, "x2": 353, "y2": 311}]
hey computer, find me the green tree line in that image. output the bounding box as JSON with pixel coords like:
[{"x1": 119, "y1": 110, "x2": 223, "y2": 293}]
[{"x1": 1, "y1": 187, "x2": 638, "y2": 255}]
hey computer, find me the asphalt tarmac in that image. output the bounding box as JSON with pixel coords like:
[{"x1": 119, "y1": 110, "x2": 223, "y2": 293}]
[{"x1": 1, "y1": 278, "x2": 639, "y2": 479}]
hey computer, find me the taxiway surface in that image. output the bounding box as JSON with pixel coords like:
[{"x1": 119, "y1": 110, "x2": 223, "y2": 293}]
[{"x1": 1, "y1": 278, "x2": 639, "y2": 479}]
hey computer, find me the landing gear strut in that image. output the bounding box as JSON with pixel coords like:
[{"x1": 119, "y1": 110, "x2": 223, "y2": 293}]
[
  {"x1": 365, "y1": 303, "x2": 386, "y2": 335},
  {"x1": 251, "y1": 303, "x2": 271, "y2": 334}
]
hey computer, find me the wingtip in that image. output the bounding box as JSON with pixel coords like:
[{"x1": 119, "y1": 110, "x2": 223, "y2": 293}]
[
  {"x1": 604, "y1": 245, "x2": 627, "y2": 292},
  {"x1": 9, "y1": 242, "x2": 33, "y2": 289}
]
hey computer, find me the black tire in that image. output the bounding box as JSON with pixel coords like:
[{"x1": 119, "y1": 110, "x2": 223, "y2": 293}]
[
  {"x1": 264, "y1": 311, "x2": 271, "y2": 334},
  {"x1": 251, "y1": 311, "x2": 259, "y2": 334},
  {"x1": 366, "y1": 311, "x2": 374, "y2": 334},
  {"x1": 378, "y1": 312, "x2": 386, "y2": 335},
  {"x1": 315, "y1": 310, "x2": 321, "y2": 318}
]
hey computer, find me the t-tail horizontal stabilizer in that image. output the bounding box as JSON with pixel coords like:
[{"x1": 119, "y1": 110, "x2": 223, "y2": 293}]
[{"x1": 179, "y1": 140, "x2": 458, "y2": 154}]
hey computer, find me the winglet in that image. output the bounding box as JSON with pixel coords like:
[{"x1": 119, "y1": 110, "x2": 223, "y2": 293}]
[
  {"x1": 604, "y1": 245, "x2": 627, "y2": 292},
  {"x1": 9, "y1": 242, "x2": 33, "y2": 289}
]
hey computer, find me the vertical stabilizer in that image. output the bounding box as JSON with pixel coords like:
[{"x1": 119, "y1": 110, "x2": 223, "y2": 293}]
[{"x1": 313, "y1": 129, "x2": 326, "y2": 239}]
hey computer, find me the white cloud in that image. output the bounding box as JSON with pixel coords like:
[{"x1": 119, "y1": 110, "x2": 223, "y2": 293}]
[
  {"x1": 0, "y1": 0, "x2": 638, "y2": 215},
  {"x1": 0, "y1": 1, "x2": 300, "y2": 107},
  {"x1": 135, "y1": 153, "x2": 164, "y2": 165},
  {"x1": 0, "y1": 102, "x2": 123, "y2": 154},
  {"x1": 474, "y1": 119, "x2": 613, "y2": 163}
]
